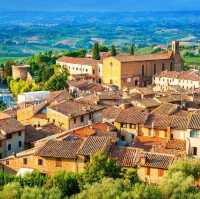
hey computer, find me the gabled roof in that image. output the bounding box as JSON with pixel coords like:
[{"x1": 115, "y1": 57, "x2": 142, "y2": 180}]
[
  {"x1": 57, "y1": 56, "x2": 101, "y2": 66},
  {"x1": 102, "y1": 106, "x2": 122, "y2": 120},
  {"x1": 111, "y1": 146, "x2": 141, "y2": 167},
  {"x1": 140, "y1": 152, "x2": 176, "y2": 169},
  {"x1": 0, "y1": 117, "x2": 24, "y2": 134},
  {"x1": 36, "y1": 140, "x2": 82, "y2": 159},
  {"x1": 78, "y1": 136, "x2": 111, "y2": 156},
  {"x1": 170, "y1": 115, "x2": 191, "y2": 130},
  {"x1": 116, "y1": 107, "x2": 148, "y2": 124},
  {"x1": 144, "y1": 114, "x2": 172, "y2": 130},
  {"x1": 157, "y1": 70, "x2": 200, "y2": 81},
  {"x1": 151, "y1": 103, "x2": 178, "y2": 115},
  {"x1": 113, "y1": 51, "x2": 173, "y2": 63},
  {"x1": 49, "y1": 101, "x2": 104, "y2": 117},
  {"x1": 132, "y1": 98, "x2": 160, "y2": 108}
]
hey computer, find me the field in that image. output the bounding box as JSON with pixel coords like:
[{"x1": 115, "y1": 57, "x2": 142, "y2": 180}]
[{"x1": 1, "y1": 11, "x2": 200, "y2": 65}]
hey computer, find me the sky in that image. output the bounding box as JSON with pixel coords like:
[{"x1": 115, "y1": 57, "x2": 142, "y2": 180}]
[{"x1": 0, "y1": 0, "x2": 199, "y2": 12}]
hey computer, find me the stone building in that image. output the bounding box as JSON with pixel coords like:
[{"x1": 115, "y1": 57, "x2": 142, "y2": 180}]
[
  {"x1": 153, "y1": 70, "x2": 200, "y2": 92},
  {"x1": 56, "y1": 57, "x2": 103, "y2": 83},
  {"x1": 102, "y1": 41, "x2": 183, "y2": 89},
  {"x1": 12, "y1": 65, "x2": 31, "y2": 81}
]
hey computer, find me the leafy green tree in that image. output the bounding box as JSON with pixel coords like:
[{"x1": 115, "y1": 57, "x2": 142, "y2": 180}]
[
  {"x1": 99, "y1": 45, "x2": 109, "y2": 52},
  {"x1": 111, "y1": 45, "x2": 117, "y2": 56},
  {"x1": 64, "y1": 49, "x2": 87, "y2": 58},
  {"x1": 0, "y1": 172, "x2": 15, "y2": 186},
  {"x1": 130, "y1": 44, "x2": 135, "y2": 55},
  {"x1": 44, "y1": 71, "x2": 68, "y2": 91},
  {"x1": 92, "y1": 42, "x2": 100, "y2": 60},
  {"x1": 0, "y1": 182, "x2": 21, "y2": 199},
  {"x1": 72, "y1": 178, "x2": 129, "y2": 199},
  {"x1": 0, "y1": 101, "x2": 7, "y2": 111},
  {"x1": 18, "y1": 171, "x2": 48, "y2": 187},
  {"x1": 82, "y1": 152, "x2": 121, "y2": 185},
  {"x1": 121, "y1": 183, "x2": 161, "y2": 199},
  {"x1": 159, "y1": 159, "x2": 200, "y2": 199},
  {"x1": 46, "y1": 171, "x2": 80, "y2": 198},
  {"x1": 123, "y1": 168, "x2": 139, "y2": 185},
  {"x1": 21, "y1": 187, "x2": 44, "y2": 199}
]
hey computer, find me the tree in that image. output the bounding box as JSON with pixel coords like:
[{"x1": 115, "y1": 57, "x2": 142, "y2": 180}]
[
  {"x1": 92, "y1": 42, "x2": 100, "y2": 60},
  {"x1": 18, "y1": 171, "x2": 48, "y2": 187},
  {"x1": 46, "y1": 171, "x2": 80, "y2": 198},
  {"x1": 82, "y1": 152, "x2": 121, "y2": 185},
  {"x1": 111, "y1": 45, "x2": 117, "y2": 56},
  {"x1": 0, "y1": 101, "x2": 7, "y2": 111},
  {"x1": 159, "y1": 159, "x2": 200, "y2": 199},
  {"x1": 64, "y1": 49, "x2": 87, "y2": 58},
  {"x1": 0, "y1": 182, "x2": 22, "y2": 199},
  {"x1": 130, "y1": 44, "x2": 135, "y2": 55},
  {"x1": 73, "y1": 178, "x2": 128, "y2": 199},
  {"x1": 44, "y1": 71, "x2": 68, "y2": 91}
]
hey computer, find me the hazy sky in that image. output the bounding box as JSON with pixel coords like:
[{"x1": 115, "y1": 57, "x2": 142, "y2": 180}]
[{"x1": 0, "y1": 0, "x2": 199, "y2": 11}]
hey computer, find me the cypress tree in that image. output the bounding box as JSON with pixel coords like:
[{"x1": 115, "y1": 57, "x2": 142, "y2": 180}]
[
  {"x1": 92, "y1": 42, "x2": 100, "y2": 60},
  {"x1": 111, "y1": 45, "x2": 117, "y2": 56},
  {"x1": 130, "y1": 44, "x2": 135, "y2": 55}
]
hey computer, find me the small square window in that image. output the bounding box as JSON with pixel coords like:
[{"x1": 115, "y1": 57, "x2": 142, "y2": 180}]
[
  {"x1": 158, "y1": 169, "x2": 164, "y2": 177},
  {"x1": 18, "y1": 132, "x2": 22, "y2": 136},
  {"x1": 8, "y1": 144, "x2": 11, "y2": 151},
  {"x1": 38, "y1": 159, "x2": 43, "y2": 166},
  {"x1": 18, "y1": 141, "x2": 22, "y2": 148},
  {"x1": 55, "y1": 158, "x2": 62, "y2": 167},
  {"x1": 146, "y1": 167, "x2": 150, "y2": 176},
  {"x1": 23, "y1": 158, "x2": 28, "y2": 165}
]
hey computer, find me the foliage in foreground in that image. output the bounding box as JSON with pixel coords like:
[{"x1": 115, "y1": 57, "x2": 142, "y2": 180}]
[{"x1": 1, "y1": 152, "x2": 200, "y2": 199}]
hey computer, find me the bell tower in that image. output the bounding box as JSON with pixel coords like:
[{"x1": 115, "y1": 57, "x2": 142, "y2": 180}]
[{"x1": 172, "y1": 41, "x2": 179, "y2": 55}]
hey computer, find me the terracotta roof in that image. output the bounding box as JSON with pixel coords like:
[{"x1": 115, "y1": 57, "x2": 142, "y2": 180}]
[
  {"x1": 133, "y1": 136, "x2": 167, "y2": 151},
  {"x1": 4, "y1": 108, "x2": 17, "y2": 118},
  {"x1": 78, "y1": 136, "x2": 111, "y2": 156},
  {"x1": 156, "y1": 94, "x2": 181, "y2": 104},
  {"x1": 140, "y1": 152, "x2": 176, "y2": 169},
  {"x1": 116, "y1": 107, "x2": 148, "y2": 124},
  {"x1": 49, "y1": 101, "x2": 104, "y2": 117},
  {"x1": 132, "y1": 98, "x2": 160, "y2": 108},
  {"x1": 114, "y1": 51, "x2": 173, "y2": 62},
  {"x1": 188, "y1": 113, "x2": 200, "y2": 130},
  {"x1": 45, "y1": 90, "x2": 72, "y2": 105},
  {"x1": 36, "y1": 140, "x2": 82, "y2": 159},
  {"x1": 170, "y1": 115, "x2": 191, "y2": 130},
  {"x1": 0, "y1": 118, "x2": 24, "y2": 134},
  {"x1": 151, "y1": 103, "x2": 178, "y2": 115},
  {"x1": 57, "y1": 56, "x2": 100, "y2": 66},
  {"x1": 111, "y1": 146, "x2": 141, "y2": 167},
  {"x1": 92, "y1": 122, "x2": 115, "y2": 133},
  {"x1": 102, "y1": 106, "x2": 122, "y2": 120},
  {"x1": 144, "y1": 114, "x2": 172, "y2": 130},
  {"x1": 157, "y1": 70, "x2": 200, "y2": 81},
  {"x1": 25, "y1": 124, "x2": 64, "y2": 144}
]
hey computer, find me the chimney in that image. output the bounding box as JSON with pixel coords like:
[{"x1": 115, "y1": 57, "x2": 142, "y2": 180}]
[{"x1": 172, "y1": 41, "x2": 179, "y2": 55}]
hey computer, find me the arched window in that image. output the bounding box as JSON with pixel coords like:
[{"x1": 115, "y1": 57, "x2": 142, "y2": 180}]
[
  {"x1": 154, "y1": 64, "x2": 156, "y2": 75},
  {"x1": 141, "y1": 65, "x2": 144, "y2": 77},
  {"x1": 162, "y1": 63, "x2": 165, "y2": 71},
  {"x1": 170, "y1": 62, "x2": 173, "y2": 71}
]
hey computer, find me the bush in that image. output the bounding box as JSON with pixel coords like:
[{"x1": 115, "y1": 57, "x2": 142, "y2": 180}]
[{"x1": 46, "y1": 171, "x2": 80, "y2": 197}]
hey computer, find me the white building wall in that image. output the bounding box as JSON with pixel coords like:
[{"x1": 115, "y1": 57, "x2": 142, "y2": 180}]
[{"x1": 57, "y1": 61, "x2": 93, "y2": 75}]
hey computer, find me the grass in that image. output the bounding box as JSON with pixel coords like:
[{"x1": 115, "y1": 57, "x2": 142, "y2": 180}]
[
  {"x1": 183, "y1": 56, "x2": 200, "y2": 66},
  {"x1": 0, "y1": 57, "x2": 27, "y2": 64}
]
